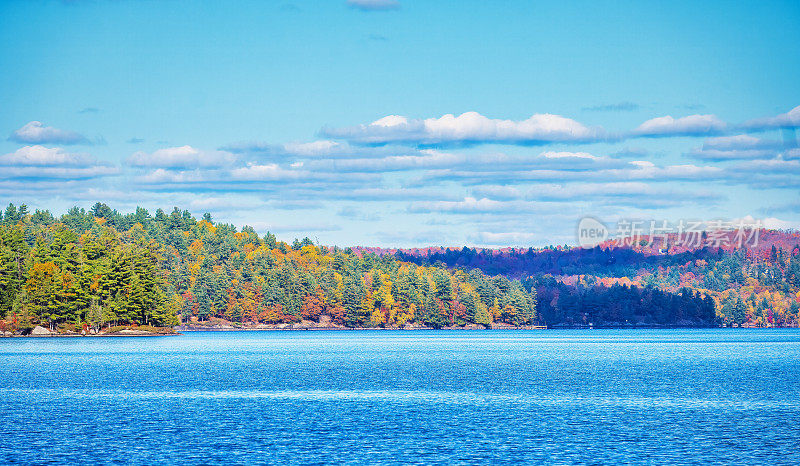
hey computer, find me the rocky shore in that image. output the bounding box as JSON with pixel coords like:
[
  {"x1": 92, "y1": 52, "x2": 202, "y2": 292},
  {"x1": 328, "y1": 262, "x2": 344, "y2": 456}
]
[
  {"x1": 1, "y1": 325, "x2": 177, "y2": 337},
  {"x1": 175, "y1": 317, "x2": 546, "y2": 332},
  {"x1": 2, "y1": 321, "x2": 549, "y2": 337}
]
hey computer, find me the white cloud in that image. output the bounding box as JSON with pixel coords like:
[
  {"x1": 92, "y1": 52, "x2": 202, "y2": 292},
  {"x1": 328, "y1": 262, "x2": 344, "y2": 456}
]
[
  {"x1": 689, "y1": 148, "x2": 776, "y2": 161},
  {"x1": 220, "y1": 139, "x2": 408, "y2": 160},
  {"x1": 229, "y1": 163, "x2": 306, "y2": 181},
  {"x1": 374, "y1": 230, "x2": 451, "y2": 246},
  {"x1": 138, "y1": 169, "x2": 206, "y2": 183},
  {"x1": 0, "y1": 166, "x2": 119, "y2": 179},
  {"x1": 550, "y1": 181, "x2": 678, "y2": 197},
  {"x1": 743, "y1": 105, "x2": 800, "y2": 130},
  {"x1": 337, "y1": 206, "x2": 383, "y2": 221},
  {"x1": 316, "y1": 106, "x2": 800, "y2": 148},
  {"x1": 761, "y1": 217, "x2": 797, "y2": 229},
  {"x1": 128, "y1": 145, "x2": 237, "y2": 168},
  {"x1": 469, "y1": 231, "x2": 538, "y2": 246},
  {"x1": 372, "y1": 115, "x2": 409, "y2": 126},
  {"x1": 632, "y1": 114, "x2": 726, "y2": 137},
  {"x1": 282, "y1": 140, "x2": 344, "y2": 156},
  {"x1": 471, "y1": 182, "x2": 720, "y2": 209},
  {"x1": 322, "y1": 111, "x2": 603, "y2": 145},
  {"x1": 74, "y1": 188, "x2": 152, "y2": 202},
  {"x1": 189, "y1": 197, "x2": 242, "y2": 211},
  {"x1": 469, "y1": 185, "x2": 523, "y2": 200},
  {"x1": 541, "y1": 151, "x2": 599, "y2": 160},
  {"x1": 688, "y1": 134, "x2": 783, "y2": 160},
  {"x1": 704, "y1": 134, "x2": 765, "y2": 150},
  {"x1": 611, "y1": 147, "x2": 651, "y2": 158},
  {"x1": 0, "y1": 145, "x2": 117, "y2": 180},
  {"x1": 423, "y1": 159, "x2": 726, "y2": 185},
  {"x1": 408, "y1": 197, "x2": 554, "y2": 215},
  {"x1": 620, "y1": 160, "x2": 725, "y2": 180},
  {"x1": 733, "y1": 215, "x2": 797, "y2": 230},
  {"x1": 0, "y1": 145, "x2": 95, "y2": 166},
  {"x1": 409, "y1": 197, "x2": 507, "y2": 214},
  {"x1": 334, "y1": 187, "x2": 461, "y2": 201},
  {"x1": 248, "y1": 221, "x2": 342, "y2": 233},
  {"x1": 304, "y1": 149, "x2": 623, "y2": 174},
  {"x1": 305, "y1": 149, "x2": 462, "y2": 172},
  {"x1": 729, "y1": 158, "x2": 800, "y2": 175},
  {"x1": 533, "y1": 182, "x2": 720, "y2": 207},
  {"x1": 9, "y1": 121, "x2": 89, "y2": 145},
  {"x1": 346, "y1": 0, "x2": 400, "y2": 11}
]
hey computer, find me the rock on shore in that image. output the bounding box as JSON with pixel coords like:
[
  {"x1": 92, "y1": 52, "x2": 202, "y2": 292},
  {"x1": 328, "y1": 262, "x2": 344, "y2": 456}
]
[
  {"x1": 116, "y1": 329, "x2": 154, "y2": 335},
  {"x1": 31, "y1": 326, "x2": 52, "y2": 336}
]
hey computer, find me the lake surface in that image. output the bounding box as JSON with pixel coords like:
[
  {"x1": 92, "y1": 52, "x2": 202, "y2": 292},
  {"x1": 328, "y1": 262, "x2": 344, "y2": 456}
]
[{"x1": 1, "y1": 329, "x2": 799, "y2": 464}]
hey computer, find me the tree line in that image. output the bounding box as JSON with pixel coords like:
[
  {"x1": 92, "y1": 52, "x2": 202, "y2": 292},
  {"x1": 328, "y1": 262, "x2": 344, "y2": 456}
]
[
  {"x1": 0, "y1": 203, "x2": 537, "y2": 332},
  {"x1": 527, "y1": 275, "x2": 716, "y2": 327},
  {"x1": 393, "y1": 239, "x2": 800, "y2": 327},
  {"x1": 4, "y1": 202, "x2": 779, "y2": 332}
]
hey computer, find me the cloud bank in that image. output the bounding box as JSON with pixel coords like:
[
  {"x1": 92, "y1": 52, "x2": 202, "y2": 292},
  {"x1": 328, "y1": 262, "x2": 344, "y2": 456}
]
[
  {"x1": 128, "y1": 146, "x2": 237, "y2": 168},
  {"x1": 632, "y1": 114, "x2": 726, "y2": 137},
  {"x1": 322, "y1": 111, "x2": 604, "y2": 146},
  {"x1": 9, "y1": 121, "x2": 89, "y2": 145}
]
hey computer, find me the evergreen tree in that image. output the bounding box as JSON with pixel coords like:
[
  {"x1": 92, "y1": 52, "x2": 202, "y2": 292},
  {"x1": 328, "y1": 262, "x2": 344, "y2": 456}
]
[{"x1": 343, "y1": 274, "x2": 368, "y2": 327}]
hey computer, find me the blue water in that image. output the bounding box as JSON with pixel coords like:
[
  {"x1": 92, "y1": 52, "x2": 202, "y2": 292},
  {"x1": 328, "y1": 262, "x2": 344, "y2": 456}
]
[{"x1": 1, "y1": 330, "x2": 799, "y2": 464}]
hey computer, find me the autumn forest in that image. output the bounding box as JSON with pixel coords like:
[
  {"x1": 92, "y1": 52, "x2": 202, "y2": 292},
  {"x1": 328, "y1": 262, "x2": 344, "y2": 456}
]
[{"x1": 1, "y1": 202, "x2": 799, "y2": 334}]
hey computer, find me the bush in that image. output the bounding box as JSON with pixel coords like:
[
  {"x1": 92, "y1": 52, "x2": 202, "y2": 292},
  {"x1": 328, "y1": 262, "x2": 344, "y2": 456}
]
[
  {"x1": 102, "y1": 325, "x2": 176, "y2": 335},
  {"x1": 17, "y1": 322, "x2": 35, "y2": 335},
  {"x1": 59, "y1": 323, "x2": 79, "y2": 333}
]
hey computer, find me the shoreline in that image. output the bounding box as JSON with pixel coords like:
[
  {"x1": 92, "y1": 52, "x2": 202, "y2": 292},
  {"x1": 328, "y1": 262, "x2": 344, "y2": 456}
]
[
  {"x1": 174, "y1": 324, "x2": 789, "y2": 332},
  {"x1": 1, "y1": 325, "x2": 179, "y2": 338},
  {"x1": 174, "y1": 323, "x2": 548, "y2": 332},
  {"x1": 5, "y1": 324, "x2": 796, "y2": 338},
  {"x1": 1, "y1": 333, "x2": 177, "y2": 338}
]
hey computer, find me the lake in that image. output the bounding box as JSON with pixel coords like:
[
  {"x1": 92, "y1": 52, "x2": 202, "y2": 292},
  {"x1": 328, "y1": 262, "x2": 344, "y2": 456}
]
[{"x1": 1, "y1": 329, "x2": 799, "y2": 464}]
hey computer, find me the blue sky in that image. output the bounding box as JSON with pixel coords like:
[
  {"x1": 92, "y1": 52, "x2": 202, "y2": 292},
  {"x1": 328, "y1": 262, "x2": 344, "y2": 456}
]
[{"x1": 1, "y1": 0, "x2": 799, "y2": 246}]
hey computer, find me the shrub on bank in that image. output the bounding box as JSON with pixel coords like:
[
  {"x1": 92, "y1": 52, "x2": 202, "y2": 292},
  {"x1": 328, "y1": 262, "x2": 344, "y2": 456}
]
[{"x1": 102, "y1": 325, "x2": 176, "y2": 335}]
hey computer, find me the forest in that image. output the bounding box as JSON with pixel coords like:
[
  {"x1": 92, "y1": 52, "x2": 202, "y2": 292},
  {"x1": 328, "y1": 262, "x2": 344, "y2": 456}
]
[
  {"x1": 391, "y1": 231, "x2": 800, "y2": 327},
  {"x1": 1, "y1": 202, "x2": 795, "y2": 333},
  {"x1": 0, "y1": 203, "x2": 536, "y2": 333},
  {"x1": 528, "y1": 276, "x2": 716, "y2": 328}
]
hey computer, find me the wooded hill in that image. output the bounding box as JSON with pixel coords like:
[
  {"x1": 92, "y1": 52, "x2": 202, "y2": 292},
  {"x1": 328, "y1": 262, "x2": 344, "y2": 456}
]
[
  {"x1": 391, "y1": 232, "x2": 800, "y2": 327},
  {"x1": 0, "y1": 203, "x2": 537, "y2": 332},
  {"x1": 0, "y1": 203, "x2": 752, "y2": 332}
]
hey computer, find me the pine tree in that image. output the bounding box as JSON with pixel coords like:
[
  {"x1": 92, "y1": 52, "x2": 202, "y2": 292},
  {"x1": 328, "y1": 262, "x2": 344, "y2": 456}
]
[{"x1": 343, "y1": 275, "x2": 368, "y2": 327}]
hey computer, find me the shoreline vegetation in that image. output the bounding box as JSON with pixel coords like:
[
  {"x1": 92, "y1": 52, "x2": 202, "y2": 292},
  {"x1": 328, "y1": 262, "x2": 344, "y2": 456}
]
[
  {"x1": 4, "y1": 322, "x2": 758, "y2": 337},
  {"x1": 175, "y1": 316, "x2": 547, "y2": 332},
  {"x1": 2, "y1": 203, "x2": 800, "y2": 337},
  {"x1": 1, "y1": 324, "x2": 177, "y2": 337},
  {"x1": 5, "y1": 320, "x2": 786, "y2": 337}
]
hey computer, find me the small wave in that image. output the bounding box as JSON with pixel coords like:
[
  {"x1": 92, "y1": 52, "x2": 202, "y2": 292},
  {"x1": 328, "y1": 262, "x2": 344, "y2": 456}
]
[{"x1": 6, "y1": 388, "x2": 799, "y2": 410}]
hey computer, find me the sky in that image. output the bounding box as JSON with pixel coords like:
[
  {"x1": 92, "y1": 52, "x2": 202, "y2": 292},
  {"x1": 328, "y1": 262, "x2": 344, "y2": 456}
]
[{"x1": 1, "y1": 0, "x2": 799, "y2": 247}]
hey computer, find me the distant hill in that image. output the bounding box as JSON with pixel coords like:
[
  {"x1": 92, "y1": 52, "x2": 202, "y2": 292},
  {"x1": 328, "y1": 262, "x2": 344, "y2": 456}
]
[{"x1": 377, "y1": 230, "x2": 800, "y2": 327}]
